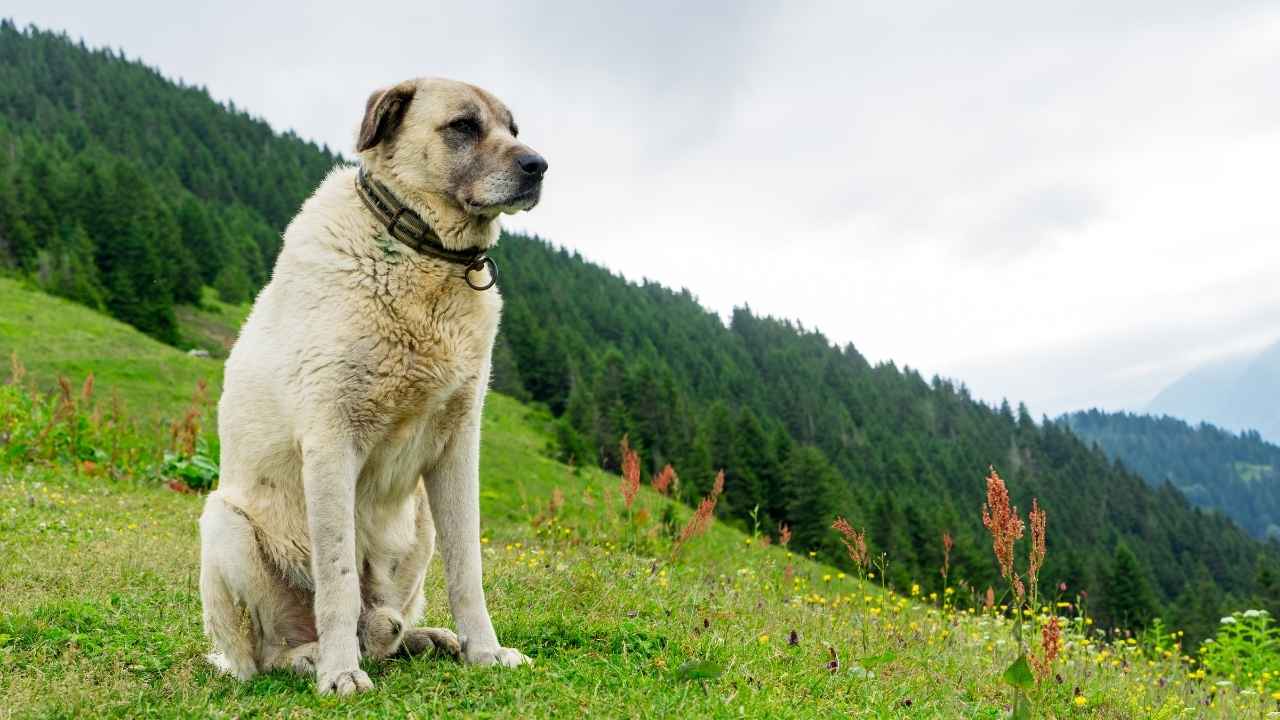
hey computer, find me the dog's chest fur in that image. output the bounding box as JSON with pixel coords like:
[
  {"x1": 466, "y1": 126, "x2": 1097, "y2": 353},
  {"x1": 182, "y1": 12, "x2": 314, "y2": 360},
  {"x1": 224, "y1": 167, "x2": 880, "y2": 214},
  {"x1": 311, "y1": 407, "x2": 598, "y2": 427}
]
[{"x1": 339, "y1": 242, "x2": 501, "y2": 501}]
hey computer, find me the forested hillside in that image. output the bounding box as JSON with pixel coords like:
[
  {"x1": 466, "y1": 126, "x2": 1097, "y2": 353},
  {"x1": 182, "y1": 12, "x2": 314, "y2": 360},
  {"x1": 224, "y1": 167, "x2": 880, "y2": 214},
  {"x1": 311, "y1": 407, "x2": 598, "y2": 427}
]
[
  {"x1": 2, "y1": 21, "x2": 1278, "y2": 645},
  {"x1": 490, "y1": 237, "x2": 1280, "y2": 643},
  {"x1": 1063, "y1": 410, "x2": 1280, "y2": 541},
  {"x1": 0, "y1": 21, "x2": 337, "y2": 342}
]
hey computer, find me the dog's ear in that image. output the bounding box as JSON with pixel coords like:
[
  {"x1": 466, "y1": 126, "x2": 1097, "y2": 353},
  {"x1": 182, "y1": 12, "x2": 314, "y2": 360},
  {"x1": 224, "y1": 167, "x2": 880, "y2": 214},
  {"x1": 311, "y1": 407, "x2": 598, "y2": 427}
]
[{"x1": 357, "y1": 82, "x2": 416, "y2": 152}]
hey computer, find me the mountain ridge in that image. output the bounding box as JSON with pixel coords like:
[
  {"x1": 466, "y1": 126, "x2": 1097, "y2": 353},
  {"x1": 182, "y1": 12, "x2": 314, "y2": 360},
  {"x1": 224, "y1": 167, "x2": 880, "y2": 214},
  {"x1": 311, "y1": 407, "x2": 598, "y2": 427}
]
[{"x1": 1148, "y1": 339, "x2": 1280, "y2": 444}]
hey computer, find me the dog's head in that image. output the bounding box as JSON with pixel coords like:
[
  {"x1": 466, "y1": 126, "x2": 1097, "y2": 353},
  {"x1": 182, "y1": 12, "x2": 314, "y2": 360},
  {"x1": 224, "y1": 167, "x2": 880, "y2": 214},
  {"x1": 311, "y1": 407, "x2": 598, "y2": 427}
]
[{"x1": 356, "y1": 78, "x2": 546, "y2": 224}]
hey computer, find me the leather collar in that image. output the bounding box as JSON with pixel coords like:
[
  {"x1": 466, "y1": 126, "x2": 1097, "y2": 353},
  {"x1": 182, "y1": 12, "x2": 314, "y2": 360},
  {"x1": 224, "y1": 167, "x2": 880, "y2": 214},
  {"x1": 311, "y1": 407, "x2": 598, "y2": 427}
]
[{"x1": 354, "y1": 166, "x2": 497, "y2": 290}]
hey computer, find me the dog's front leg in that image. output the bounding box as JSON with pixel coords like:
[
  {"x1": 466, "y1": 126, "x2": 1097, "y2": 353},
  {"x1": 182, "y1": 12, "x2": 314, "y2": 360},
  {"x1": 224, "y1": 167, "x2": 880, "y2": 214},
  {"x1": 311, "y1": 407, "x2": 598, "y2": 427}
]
[
  {"x1": 425, "y1": 416, "x2": 530, "y2": 668},
  {"x1": 303, "y1": 441, "x2": 373, "y2": 695}
]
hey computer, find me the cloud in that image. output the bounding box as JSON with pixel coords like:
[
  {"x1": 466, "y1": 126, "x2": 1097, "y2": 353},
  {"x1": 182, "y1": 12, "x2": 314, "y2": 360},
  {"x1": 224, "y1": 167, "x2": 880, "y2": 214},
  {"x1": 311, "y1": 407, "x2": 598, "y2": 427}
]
[{"x1": 964, "y1": 183, "x2": 1105, "y2": 260}]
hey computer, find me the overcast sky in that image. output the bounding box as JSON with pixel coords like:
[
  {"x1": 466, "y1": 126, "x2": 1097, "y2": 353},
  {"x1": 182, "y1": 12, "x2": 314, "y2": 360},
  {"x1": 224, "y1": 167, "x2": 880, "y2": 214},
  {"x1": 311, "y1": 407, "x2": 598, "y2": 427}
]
[{"x1": 11, "y1": 1, "x2": 1280, "y2": 417}]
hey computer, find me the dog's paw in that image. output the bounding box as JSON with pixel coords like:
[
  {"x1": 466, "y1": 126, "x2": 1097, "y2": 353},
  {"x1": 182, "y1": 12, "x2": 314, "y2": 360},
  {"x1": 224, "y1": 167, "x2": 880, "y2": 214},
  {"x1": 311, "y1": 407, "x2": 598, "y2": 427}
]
[
  {"x1": 402, "y1": 627, "x2": 462, "y2": 659},
  {"x1": 359, "y1": 606, "x2": 406, "y2": 660},
  {"x1": 459, "y1": 637, "x2": 532, "y2": 667},
  {"x1": 284, "y1": 643, "x2": 319, "y2": 676},
  {"x1": 316, "y1": 668, "x2": 374, "y2": 696}
]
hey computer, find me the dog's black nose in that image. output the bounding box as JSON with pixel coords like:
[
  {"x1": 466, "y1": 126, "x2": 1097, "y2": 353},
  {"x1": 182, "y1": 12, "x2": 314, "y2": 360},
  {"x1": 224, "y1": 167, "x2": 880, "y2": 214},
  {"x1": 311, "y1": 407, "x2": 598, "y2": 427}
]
[{"x1": 516, "y1": 153, "x2": 548, "y2": 177}]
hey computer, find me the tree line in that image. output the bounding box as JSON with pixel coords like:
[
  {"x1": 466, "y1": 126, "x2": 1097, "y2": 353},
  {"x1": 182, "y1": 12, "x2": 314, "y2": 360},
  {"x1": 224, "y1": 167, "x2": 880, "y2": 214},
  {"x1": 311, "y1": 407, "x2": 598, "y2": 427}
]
[{"x1": 1063, "y1": 409, "x2": 1280, "y2": 541}]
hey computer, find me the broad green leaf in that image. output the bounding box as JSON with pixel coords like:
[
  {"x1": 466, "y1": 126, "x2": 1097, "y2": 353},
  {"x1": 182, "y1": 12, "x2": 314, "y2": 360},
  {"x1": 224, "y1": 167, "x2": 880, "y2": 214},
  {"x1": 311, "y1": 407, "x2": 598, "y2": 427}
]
[
  {"x1": 859, "y1": 651, "x2": 896, "y2": 669},
  {"x1": 674, "y1": 659, "x2": 723, "y2": 681},
  {"x1": 1002, "y1": 655, "x2": 1035, "y2": 690}
]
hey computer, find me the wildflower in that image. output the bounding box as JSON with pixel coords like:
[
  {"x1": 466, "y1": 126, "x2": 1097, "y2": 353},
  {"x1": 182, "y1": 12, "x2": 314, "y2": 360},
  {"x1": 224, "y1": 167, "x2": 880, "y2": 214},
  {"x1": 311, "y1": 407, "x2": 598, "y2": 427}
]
[
  {"x1": 619, "y1": 436, "x2": 641, "y2": 510},
  {"x1": 758, "y1": 634, "x2": 769, "y2": 644},
  {"x1": 778, "y1": 523, "x2": 792, "y2": 548},
  {"x1": 672, "y1": 470, "x2": 724, "y2": 556},
  {"x1": 984, "y1": 586, "x2": 995, "y2": 611},
  {"x1": 832, "y1": 517, "x2": 869, "y2": 571},
  {"x1": 1074, "y1": 695, "x2": 1087, "y2": 707},
  {"x1": 1029, "y1": 617, "x2": 1061, "y2": 681},
  {"x1": 651, "y1": 463, "x2": 675, "y2": 495},
  {"x1": 1028, "y1": 498, "x2": 1046, "y2": 592},
  {"x1": 981, "y1": 467, "x2": 1024, "y2": 581}
]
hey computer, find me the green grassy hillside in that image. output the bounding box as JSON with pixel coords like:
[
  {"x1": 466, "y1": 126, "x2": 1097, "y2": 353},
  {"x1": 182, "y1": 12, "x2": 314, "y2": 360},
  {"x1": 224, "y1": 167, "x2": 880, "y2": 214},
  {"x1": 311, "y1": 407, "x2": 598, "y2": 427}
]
[
  {"x1": 2, "y1": 281, "x2": 1276, "y2": 718},
  {"x1": 0, "y1": 277, "x2": 222, "y2": 424}
]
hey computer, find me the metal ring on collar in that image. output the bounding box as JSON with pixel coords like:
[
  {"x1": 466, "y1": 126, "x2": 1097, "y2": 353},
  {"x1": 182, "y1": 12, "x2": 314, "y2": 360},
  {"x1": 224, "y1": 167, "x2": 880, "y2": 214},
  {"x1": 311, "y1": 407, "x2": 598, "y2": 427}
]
[{"x1": 464, "y1": 256, "x2": 498, "y2": 291}]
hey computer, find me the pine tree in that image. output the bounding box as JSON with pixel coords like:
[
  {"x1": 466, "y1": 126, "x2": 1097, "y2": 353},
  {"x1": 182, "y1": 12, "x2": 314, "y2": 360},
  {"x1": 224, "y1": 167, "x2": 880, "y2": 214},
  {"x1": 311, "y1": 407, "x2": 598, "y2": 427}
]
[
  {"x1": 1103, "y1": 543, "x2": 1161, "y2": 630},
  {"x1": 781, "y1": 446, "x2": 841, "y2": 555},
  {"x1": 732, "y1": 408, "x2": 773, "y2": 524}
]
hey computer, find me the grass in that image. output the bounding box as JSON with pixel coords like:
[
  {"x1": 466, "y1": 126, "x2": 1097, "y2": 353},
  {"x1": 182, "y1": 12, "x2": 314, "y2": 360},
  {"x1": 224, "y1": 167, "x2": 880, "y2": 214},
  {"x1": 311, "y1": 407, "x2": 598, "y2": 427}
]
[
  {"x1": 174, "y1": 287, "x2": 252, "y2": 359},
  {"x1": 2, "y1": 282, "x2": 1277, "y2": 718},
  {"x1": 0, "y1": 278, "x2": 222, "y2": 425}
]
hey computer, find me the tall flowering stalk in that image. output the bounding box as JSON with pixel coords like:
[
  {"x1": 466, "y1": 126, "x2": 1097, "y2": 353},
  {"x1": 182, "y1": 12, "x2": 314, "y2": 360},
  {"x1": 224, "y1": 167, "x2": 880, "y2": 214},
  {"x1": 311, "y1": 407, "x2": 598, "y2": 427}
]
[
  {"x1": 671, "y1": 470, "x2": 724, "y2": 560},
  {"x1": 982, "y1": 468, "x2": 1024, "y2": 583},
  {"x1": 832, "y1": 517, "x2": 869, "y2": 574},
  {"x1": 1029, "y1": 616, "x2": 1061, "y2": 682},
  {"x1": 651, "y1": 464, "x2": 675, "y2": 496},
  {"x1": 980, "y1": 466, "x2": 1050, "y2": 717},
  {"x1": 1028, "y1": 499, "x2": 1047, "y2": 610},
  {"x1": 940, "y1": 531, "x2": 954, "y2": 595},
  {"x1": 619, "y1": 435, "x2": 641, "y2": 510},
  {"x1": 832, "y1": 516, "x2": 874, "y2": 653}
]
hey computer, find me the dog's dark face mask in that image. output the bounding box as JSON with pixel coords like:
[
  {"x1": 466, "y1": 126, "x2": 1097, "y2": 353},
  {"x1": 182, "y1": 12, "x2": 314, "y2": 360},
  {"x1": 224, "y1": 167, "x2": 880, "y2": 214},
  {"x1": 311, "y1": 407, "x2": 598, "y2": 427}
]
[{"x1": 357, "y1": 78, "x2": 547, "y2": 219}]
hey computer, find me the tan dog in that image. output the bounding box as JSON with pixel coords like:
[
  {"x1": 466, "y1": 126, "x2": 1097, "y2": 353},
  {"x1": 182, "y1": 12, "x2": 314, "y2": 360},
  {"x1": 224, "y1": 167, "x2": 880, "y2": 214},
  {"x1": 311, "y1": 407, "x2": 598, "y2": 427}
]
[{"x1": 198, "y1": 77, "x2": 546, "y2": 695}]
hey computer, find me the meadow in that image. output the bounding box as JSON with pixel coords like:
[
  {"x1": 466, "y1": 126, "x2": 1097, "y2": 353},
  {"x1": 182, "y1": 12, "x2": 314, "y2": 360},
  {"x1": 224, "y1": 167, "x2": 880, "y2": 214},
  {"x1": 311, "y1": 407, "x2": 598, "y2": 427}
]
[{"x1": 2, "y1": 280, "x2": 1279, "y2": 719}]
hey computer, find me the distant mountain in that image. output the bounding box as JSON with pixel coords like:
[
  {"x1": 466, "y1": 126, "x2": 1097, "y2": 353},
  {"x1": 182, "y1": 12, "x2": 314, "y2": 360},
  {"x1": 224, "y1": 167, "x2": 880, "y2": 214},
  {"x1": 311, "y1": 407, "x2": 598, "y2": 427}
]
[
  {"x1": 1148, "y1": 340, "x2": 1280, "y2": 444},
  {"x1": 1062, "y1": 410, "x2": 1280, "y2": 540}
]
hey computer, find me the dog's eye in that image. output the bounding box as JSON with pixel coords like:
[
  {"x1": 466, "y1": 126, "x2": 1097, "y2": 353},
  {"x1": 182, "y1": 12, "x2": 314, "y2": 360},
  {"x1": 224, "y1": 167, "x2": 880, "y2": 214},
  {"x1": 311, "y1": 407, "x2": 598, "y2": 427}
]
[{"x1": 448, "y1": 118, "x2": 481, "y2": 136}]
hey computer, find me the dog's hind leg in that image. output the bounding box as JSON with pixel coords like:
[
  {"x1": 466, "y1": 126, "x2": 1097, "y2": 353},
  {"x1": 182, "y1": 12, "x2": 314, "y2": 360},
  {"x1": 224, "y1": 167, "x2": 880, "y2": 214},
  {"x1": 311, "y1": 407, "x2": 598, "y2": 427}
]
[
  {"x1": 200, "y1": 493, "x2": 315, "y2": 681},
  {"x1": 200, "y1": 494, "x2": 262, "y2": 680}
]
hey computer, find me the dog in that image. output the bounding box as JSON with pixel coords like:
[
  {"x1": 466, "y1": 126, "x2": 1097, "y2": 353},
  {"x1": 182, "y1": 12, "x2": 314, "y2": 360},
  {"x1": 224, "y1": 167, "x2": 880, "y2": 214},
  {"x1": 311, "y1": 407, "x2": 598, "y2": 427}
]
[{"x1": 198, "y1": 77, "x2": 547, "y2": 695}]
